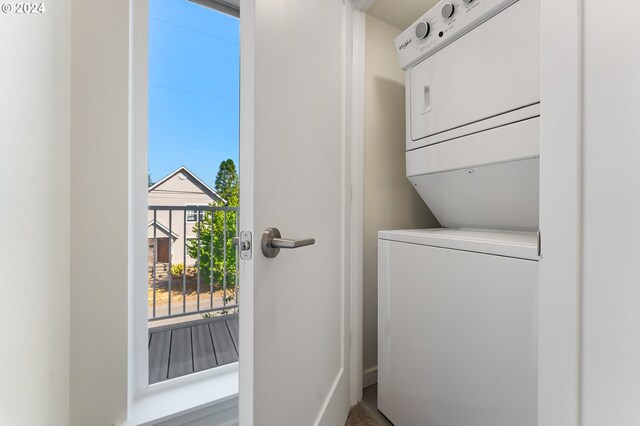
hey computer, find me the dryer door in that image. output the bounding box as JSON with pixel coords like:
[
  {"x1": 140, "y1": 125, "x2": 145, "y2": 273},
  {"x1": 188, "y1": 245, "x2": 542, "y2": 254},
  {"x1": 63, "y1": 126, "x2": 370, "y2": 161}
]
[{"x1": 409, "y1": 0, "x2": 539, "y2": 144}]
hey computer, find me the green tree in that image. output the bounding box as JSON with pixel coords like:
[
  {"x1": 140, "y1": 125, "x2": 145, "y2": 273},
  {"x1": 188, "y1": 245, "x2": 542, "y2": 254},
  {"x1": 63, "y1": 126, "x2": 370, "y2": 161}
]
[
  {"x1": 187, "y1": 160, "x2": 239, "y2": 294},
  {"x1": 214, "y1": 159, "x2": 239, "y2": 206}
]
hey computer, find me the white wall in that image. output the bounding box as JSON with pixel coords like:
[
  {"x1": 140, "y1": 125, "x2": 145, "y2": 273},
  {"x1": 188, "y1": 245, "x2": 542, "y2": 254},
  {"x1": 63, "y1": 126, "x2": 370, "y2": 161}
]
[
  {"x1": 0, "y1": 2, "x2": 70, "y2": 425},
  {"x1": 367, "y1": 0, "x2": 438, "y2": 32},
  {"x1": 581, "y1": 2, "x2": 640, "y2": 424},
  {"x1": 69, "y1": 0, "x2": 130, "y2": 424},
  {"x1": 362, "y1": 14, "x2": 439, "y2": 387}
]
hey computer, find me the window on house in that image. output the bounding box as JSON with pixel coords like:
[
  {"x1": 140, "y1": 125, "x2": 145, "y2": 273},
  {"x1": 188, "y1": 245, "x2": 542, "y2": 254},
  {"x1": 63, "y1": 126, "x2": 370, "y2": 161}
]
[{"x1": 186, "y1": 206, "x2": 206, "y2": 222}]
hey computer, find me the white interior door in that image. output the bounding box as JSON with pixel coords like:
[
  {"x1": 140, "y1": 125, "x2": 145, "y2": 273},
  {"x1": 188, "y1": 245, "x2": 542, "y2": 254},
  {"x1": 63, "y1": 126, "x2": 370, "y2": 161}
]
[{"x1": 239, "y1": 0, "x2": 351, "y2": 425}]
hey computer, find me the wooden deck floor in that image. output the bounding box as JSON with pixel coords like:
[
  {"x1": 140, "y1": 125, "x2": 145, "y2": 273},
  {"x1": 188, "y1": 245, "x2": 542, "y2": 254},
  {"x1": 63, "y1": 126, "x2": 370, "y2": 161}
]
[{"x1": 148, "y1": 314, "x2": 239, "y2": 384}]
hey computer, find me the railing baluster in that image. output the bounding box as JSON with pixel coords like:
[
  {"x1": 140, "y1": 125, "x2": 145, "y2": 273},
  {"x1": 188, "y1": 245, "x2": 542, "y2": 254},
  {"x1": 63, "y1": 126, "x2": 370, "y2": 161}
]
[
  {"x1": 152, "y1": 209, "x2": 157, "y2": 319},
  {"x1": 223, "y1": 210, "x2": 227, "y2": 308},
  {"x1": 183, "y1": 207, "x2": 187, "y2": 314},
  {"x1": 168, "y1": 210, "x2": 172, "y2": 316},
  {"x1": 210, "y1": 209, "x2": 214, "y2": 310},
  {"x1": 196, "y1": 206, "x2": 201, "y2": 311}
]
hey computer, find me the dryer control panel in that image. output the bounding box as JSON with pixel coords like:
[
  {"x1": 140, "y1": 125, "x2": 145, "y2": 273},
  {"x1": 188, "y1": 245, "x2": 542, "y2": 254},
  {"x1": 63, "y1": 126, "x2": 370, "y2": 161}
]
[{"x1": 395, "y1": 0, "x2": 519, "y2": 70}]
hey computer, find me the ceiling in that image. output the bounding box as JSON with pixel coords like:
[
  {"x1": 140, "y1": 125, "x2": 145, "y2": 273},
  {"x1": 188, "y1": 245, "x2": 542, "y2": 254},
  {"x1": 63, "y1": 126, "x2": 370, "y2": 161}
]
[{"x1": 367, "y1": 0, "x2": 439, "y2": 30}]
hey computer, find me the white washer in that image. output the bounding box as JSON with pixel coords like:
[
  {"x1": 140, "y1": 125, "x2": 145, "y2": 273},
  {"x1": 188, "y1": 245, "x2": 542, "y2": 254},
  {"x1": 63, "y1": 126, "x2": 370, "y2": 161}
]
[{"x1": 378, "y1": 229, "x2": 538, "y2": 426}]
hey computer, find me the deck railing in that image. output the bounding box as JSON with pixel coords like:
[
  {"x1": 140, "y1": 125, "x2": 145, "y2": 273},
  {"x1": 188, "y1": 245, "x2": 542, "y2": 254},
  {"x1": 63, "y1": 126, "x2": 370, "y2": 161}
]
[{"x1": 148, "y1": 205, "x2": 239, "y2": 321}]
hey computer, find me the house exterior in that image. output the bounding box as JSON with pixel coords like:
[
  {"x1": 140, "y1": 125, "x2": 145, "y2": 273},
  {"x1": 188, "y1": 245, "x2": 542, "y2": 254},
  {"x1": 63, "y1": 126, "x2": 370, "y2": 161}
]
[{"x1": 148, "y1": 166, "x2": 223, "y2": 267}]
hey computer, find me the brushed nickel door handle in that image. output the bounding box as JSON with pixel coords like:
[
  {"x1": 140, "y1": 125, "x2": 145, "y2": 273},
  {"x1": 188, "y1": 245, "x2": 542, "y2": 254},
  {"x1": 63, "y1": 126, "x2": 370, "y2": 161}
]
[{"x1": 261, "y1": 227, "x2": 315, "y2": 258}]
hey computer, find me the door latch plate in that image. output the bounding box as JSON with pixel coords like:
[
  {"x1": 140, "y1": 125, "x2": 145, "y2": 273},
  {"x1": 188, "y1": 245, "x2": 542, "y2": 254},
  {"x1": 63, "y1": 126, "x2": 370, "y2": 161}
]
[{"x1": 240, "y1": 231, "x2": 252, "y2": 260}]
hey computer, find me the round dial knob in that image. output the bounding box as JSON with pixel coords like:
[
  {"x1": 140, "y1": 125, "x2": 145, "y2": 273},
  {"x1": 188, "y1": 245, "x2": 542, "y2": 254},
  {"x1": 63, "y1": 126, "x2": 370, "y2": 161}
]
[
  {"x1": 441, "y1": 3, "x2": 455, "y2": 18},
  {"x1": 415, "y1": 21, "x2": 430, "y2": 39}
]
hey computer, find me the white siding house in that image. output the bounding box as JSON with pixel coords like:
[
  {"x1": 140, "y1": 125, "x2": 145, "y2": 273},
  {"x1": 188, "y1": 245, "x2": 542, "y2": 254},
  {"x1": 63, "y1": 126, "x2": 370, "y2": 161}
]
[{"x1": 148, "y1": 166, "x2": 223, "y2": 267}]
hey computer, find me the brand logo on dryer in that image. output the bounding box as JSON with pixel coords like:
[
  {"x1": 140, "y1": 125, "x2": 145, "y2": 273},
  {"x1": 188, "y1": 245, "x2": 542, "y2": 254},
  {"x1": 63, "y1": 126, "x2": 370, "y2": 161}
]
[{"x1": 398, "y1": 39, "x2": 412, "y2": 51}]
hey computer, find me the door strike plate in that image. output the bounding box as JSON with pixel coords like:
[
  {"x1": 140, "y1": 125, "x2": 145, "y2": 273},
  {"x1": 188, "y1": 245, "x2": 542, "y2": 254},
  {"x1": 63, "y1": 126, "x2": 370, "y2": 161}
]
[{"x1": 239, "y1": 231, "x2": 252, "y2": 260}]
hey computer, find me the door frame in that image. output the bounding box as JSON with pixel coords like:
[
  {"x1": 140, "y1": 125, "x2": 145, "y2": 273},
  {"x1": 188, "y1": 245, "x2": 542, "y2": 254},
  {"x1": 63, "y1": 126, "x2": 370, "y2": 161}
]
[
  {"x1": 237, "y1": 1, "x2": 255, "y2": 424},
  {"x1": 538, "y1": 0, "x2": 583, "y2": 425},
  {"x1": 347, "y1": 0, "x2": 584, "y2": 424},
  {"x1": 348, "y1": 5, "x2": 367, "y2": 406},
  {"x1": 126, "y1": 0, "x2": 241, "y2": 424}
]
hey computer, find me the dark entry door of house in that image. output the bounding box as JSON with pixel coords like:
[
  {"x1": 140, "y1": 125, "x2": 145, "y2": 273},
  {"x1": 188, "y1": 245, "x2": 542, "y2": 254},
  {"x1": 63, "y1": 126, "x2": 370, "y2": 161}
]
[{"x1": 156, "y1": 238, "x2": 170, "y2": 263}]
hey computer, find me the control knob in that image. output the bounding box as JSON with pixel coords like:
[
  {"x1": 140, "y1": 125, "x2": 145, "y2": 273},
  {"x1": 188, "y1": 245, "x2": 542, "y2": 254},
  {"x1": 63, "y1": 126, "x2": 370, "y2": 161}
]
[
  {"x1": 415, "y1": 21, "x2": 430, "y2": 39},
  {"x1": 441, "y1": 3, "x2": 455, "y2": 18}
]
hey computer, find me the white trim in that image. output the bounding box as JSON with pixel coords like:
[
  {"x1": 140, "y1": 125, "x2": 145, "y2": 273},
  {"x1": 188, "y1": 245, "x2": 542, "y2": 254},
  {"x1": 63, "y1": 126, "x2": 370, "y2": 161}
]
[
  {"x1": 123, "y1": 364, "x2": 239, "y2": 425},
  {"x1": 538, "y1": 0, "x2": 583, "y2": 425},
  {"x1": 129, "y1": 0, "x2": 150, "y2": 413},
  {"x1": 148, "y1": 220, "x2": 179, "y2": 239},
  {"x1": 363, "y1": 366, "x2": 377, "y2": 388},
  {"x1": 149, "y1": 165, "x2": 225, "y2": 204},
  {"x1": 238, "y1": 0, "x2": 255, "y2": 423},
  {"x1": 128, "y1": 1, "x2": 239, "y2": 424},
  {"x1": 148, "y1": 396, "x2": 238, "y2": 426},
  {"x1": 188, "y1": 0, "x2": 240, "y2": 19},
  {"x1": 348, "y1": 6, "x2": 366, "y2": 407}
]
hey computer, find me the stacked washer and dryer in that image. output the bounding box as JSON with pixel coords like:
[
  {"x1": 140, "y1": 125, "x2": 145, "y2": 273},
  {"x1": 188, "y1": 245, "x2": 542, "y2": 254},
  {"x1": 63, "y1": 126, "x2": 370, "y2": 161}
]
[{"x1": 378, "y1": 0, "x2": 540, "y2": 425}]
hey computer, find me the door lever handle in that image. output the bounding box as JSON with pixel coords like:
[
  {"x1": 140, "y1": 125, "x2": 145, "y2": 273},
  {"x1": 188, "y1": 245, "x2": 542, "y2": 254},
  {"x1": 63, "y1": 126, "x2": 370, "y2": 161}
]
[
  {"x1": 271, "y1": 237, "x2": 315, "y2": 249},
  {"x1": 261, "y1": 227, "x2": 315, "y2": 258}
]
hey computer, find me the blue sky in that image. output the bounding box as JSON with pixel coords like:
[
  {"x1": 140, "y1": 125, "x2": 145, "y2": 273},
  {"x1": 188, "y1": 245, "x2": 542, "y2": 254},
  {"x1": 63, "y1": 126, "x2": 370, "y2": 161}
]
[{"x1": 149, "y1": 0, "x2": 239, "y2": 187}]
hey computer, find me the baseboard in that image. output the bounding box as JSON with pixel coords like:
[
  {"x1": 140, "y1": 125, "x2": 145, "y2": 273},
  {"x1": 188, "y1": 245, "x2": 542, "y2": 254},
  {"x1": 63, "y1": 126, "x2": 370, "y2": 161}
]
[{"x1": 363, "y1": 366, "x2": 377, "y2": 388}]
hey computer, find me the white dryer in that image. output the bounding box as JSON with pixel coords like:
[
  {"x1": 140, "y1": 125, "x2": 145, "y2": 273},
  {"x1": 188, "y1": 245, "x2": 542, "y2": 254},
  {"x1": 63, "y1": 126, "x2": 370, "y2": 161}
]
[
  {"x1": 399, "y1": 0, "x2": 540, "y2": 232},
  {"x1": 378, "y1": 0, "x2": 540, "y2": 425}
]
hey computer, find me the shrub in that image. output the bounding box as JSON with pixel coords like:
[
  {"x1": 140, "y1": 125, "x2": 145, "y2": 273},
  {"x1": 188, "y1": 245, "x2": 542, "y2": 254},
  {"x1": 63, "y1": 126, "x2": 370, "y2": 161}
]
[
  {"x1": 171, "y1": 263, "x2": 184, "y2": 277},
  {"x1": 186, "y1": 266, "x2": 197, "y2": 278}
]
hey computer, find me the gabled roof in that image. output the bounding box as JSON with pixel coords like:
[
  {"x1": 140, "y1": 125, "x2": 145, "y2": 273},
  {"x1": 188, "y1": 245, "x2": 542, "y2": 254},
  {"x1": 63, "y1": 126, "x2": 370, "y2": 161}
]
[
  {"x1": 148, "y1": 220, "x2": 179, "y2": 239},
  {"x1": 148, "y1": 166, "x2": 226, "y2": 204}
]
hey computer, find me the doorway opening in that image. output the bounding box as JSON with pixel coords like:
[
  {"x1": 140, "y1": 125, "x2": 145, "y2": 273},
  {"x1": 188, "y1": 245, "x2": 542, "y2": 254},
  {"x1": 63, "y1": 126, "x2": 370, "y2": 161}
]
[{"x1": 146, "y1": 0, "x2": 240, "y2": 384}]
